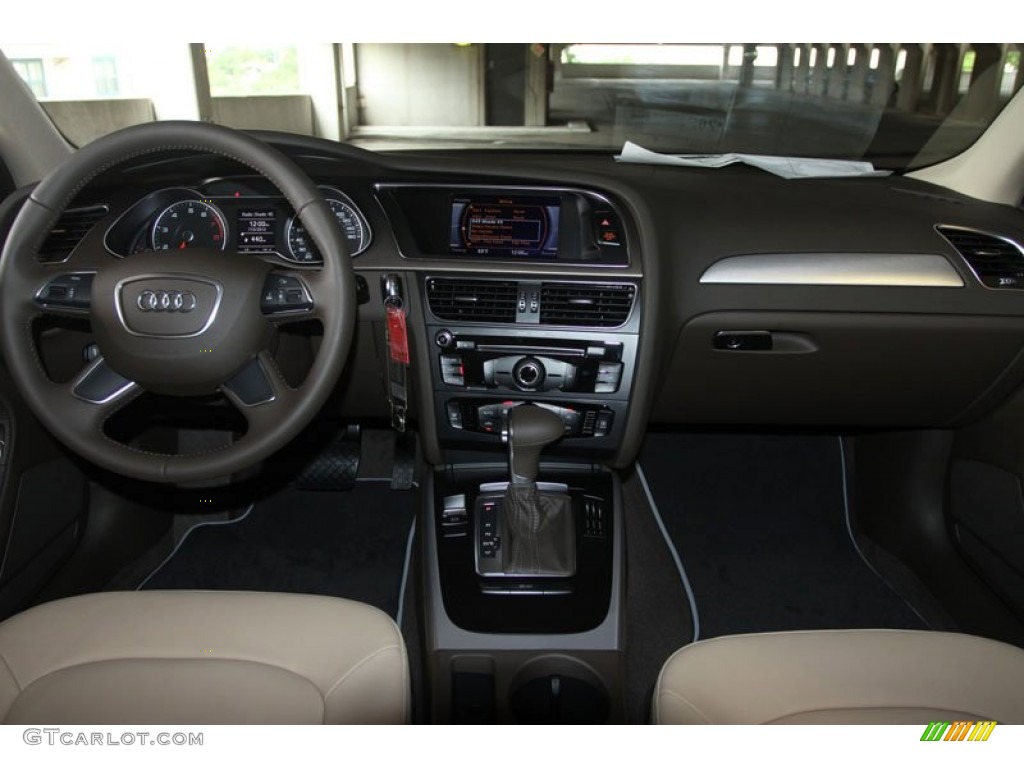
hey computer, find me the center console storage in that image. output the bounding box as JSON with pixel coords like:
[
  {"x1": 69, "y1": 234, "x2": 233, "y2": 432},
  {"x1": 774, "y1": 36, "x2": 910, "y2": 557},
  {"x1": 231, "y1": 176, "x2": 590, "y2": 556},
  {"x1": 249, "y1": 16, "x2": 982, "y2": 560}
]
[{"x1": 422, "y1": 463, "x2": 625, "y2": 723}]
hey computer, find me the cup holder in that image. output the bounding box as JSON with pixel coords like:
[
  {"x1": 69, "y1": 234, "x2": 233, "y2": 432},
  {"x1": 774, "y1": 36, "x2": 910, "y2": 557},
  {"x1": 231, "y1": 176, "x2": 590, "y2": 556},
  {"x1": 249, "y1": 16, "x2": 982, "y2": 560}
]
[{"x1": 507, "y1": 655, "x2": 611, "y2": 724}]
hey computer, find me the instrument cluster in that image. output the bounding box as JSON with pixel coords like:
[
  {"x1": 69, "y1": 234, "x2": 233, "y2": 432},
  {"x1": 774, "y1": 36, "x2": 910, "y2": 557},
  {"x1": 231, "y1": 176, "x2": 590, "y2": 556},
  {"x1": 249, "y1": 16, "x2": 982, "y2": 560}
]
[{"x1": 105, "y1": 181, "x2": 371, "y2": 264}]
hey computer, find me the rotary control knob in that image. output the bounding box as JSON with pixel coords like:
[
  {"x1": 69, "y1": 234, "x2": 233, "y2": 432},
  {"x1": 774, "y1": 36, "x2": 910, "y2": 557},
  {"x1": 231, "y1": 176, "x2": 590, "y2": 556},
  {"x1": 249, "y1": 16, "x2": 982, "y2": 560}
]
[
  {"x1": 434, "y1": 329, "x2": 455, "y2": 348},
  {"x1": 512, "y1": 356, "x2": 546, "y2": 390}
]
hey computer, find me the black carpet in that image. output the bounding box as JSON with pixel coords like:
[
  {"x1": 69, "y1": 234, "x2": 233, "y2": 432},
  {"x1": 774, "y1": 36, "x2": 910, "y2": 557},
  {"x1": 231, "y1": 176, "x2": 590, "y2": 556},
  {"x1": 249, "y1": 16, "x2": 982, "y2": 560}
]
[
  {"x1": 141, "y1": 483, "x2": 416, "y2": 619},
  {"x1": 622, "y1": 468, "x2": 692, "y2": 723},
  {"x1": 639, "y1": 433, "x2": 927, "y2": 640}
]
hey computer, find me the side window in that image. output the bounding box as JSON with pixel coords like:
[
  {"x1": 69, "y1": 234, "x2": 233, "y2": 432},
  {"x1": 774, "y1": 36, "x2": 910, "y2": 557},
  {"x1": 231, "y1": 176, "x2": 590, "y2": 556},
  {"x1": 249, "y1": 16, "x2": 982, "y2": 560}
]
[
  {"x1": 10, "y1": 58, "x2": 46, "y2": 98},
  {"x1": 92, "y1": 56, "x2": 119, "y2": 97}
]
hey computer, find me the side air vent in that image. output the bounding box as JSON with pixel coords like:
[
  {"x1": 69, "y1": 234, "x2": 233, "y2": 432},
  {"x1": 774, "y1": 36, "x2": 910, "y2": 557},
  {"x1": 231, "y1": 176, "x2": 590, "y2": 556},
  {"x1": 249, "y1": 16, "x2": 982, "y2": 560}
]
[
  {"x1": 540, "y1": 282, "x2": 636, "y2": 327},
  {"x1": 39, "y1": 206, "x2": 108, "y2": 263},
  {"x1": 426, "y1": 277, "x2": 518, "y2": 323},
  {"x1": 937, "y1": 226, "x2": 1024, "y2": 289}
]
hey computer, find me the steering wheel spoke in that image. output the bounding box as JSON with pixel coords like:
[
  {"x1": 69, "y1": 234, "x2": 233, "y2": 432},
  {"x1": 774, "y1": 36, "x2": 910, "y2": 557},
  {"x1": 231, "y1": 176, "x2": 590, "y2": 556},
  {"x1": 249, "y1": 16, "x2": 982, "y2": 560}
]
[
  {"x1": 69, "y1": 356, "x2": 141, "y2": 407},
  {"x1": 221, "y1": 351, "x2": 300, "y2": 426}
]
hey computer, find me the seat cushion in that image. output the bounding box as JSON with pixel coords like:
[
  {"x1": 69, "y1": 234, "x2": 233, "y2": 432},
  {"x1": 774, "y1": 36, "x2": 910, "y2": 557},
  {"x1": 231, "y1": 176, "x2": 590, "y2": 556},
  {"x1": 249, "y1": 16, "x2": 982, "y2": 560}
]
[
  {"x1": 653, "y1": 629, "x2": 1024, "y2": 724},
  {"x1": 0, "y1": 591, "x2": 409, "y2": 724}
]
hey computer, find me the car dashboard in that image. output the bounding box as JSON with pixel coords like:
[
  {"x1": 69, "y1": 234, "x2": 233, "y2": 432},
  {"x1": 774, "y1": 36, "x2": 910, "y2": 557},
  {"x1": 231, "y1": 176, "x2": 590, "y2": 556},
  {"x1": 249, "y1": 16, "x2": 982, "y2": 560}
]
[{"x1": 31, "y1": 132, "x2": 1024, "y2": 470}]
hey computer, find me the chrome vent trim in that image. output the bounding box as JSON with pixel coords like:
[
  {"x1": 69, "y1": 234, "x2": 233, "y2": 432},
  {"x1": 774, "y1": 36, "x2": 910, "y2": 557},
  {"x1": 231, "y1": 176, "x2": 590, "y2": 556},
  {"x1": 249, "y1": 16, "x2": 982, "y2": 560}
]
[
  {"x1": 936, "y1": 225, "x2": 1024, "y2": 290},
  {"x1": 539, "y1": 282, "x2": 636, "y2": 327},
  {"x1": 425, "y1": 277, "x2": 518, "y2": 323},
  {"x1": 39, "y1": 205, "x2": 109, "y2": 263}
]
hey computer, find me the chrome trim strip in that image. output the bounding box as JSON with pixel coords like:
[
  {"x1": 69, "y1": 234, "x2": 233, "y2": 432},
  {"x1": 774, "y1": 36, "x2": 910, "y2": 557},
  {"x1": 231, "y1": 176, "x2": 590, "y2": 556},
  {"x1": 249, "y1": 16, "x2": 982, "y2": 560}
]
[{"x1": 699, "y1": 253, "x2": 964, "y2": 287}]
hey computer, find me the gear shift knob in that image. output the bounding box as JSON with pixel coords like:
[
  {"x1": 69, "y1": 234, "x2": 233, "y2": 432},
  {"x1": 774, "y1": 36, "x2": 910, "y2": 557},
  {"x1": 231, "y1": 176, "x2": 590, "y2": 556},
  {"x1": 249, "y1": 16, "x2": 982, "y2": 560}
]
[{"x1": 507, "y1": 405, "x2": 565, "y2": 484}]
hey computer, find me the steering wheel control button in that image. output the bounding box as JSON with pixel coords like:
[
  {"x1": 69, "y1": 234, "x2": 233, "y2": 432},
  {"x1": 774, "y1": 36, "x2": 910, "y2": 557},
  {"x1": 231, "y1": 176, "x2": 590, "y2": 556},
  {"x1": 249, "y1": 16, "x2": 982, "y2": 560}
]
[
  {"x1": 117, "y1": 277, "x2": 221, "y2": 338},
  {"x1": 36, "y1": 273, "x2": 94, "y2": 310},
  {"x1": 260, "y1": 274, "x2": 313, "y2": 314}
]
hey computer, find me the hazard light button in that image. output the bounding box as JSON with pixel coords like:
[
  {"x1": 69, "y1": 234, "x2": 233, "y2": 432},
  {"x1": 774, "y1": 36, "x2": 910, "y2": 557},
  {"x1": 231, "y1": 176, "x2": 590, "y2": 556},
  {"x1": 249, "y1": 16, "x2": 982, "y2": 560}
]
[{"x1": 594, "y1": 209, "x2": 623, "y2": 247}]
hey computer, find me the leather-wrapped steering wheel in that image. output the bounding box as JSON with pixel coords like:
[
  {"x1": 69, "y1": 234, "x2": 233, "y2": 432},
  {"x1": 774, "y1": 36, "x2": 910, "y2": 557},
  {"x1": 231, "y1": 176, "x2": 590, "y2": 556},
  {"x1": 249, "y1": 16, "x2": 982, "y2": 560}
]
[{"x1": 0, "y1": 121, "x2": 356, "y2": 483}]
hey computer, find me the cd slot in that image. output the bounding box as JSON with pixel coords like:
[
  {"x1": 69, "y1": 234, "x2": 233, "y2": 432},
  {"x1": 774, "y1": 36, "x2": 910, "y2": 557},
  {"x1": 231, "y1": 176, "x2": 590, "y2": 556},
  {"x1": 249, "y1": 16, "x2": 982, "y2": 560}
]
[{"x1": 475, "y1": 344, "x2": 585, "y2": 357}]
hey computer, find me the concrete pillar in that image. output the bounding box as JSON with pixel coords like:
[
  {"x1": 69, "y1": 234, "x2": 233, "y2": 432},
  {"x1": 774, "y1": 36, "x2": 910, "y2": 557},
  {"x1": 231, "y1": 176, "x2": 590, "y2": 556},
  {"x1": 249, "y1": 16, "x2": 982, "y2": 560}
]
[
  {"x1": 897, "y1": 44, "x2": 925, "y2": 111},
  {"x1": 826, "y1": 44, "x2": 849, "y2": 98},
  {"x1": 298, "y1": 44, "x2": 345, "y2": 140},
  {"x1": 793, "y1": 44, "x2": 811, "y2": 94},
  {"x1": 965, "y1": 43, "x2": 1006, "y2": 120},
  {"x1": 846, "y1": 44, "x2": 870, "y2": 103},
  {"x1": 775, "y1": 44, "x2": 795, "y2": 91},
  {"x1": 1014, "y1": 45, "x2": 1024, "y2": 94},
  {"x1": 739, "y1": 44, "x2": 757, "y2": 87},
  {"x1": 523, "y1": 44, "x2": 549, "y2": 127},
  {"x1": 870, "y1": 44, "x2": 897, "y2": 107},
  {"x1": 928, "y1": 43, "x2": 962, "y2": 115},
  {"x1": 145, "y1": 43, "x2": 212, "y2": 121},
  {"x1": 810, "y1": 44, "x2": 830, "y2": 96}
]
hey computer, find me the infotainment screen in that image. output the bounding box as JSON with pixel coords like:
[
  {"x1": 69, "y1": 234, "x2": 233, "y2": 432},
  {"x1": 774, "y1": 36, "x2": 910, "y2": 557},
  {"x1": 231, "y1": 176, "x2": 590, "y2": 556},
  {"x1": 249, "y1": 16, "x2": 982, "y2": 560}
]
[
  {"x1": 236, "y1": 209, "x2": 276, "y2": 253},
  {"x1": 449, "y1": 195, "x2": 560, "y2": 258}
]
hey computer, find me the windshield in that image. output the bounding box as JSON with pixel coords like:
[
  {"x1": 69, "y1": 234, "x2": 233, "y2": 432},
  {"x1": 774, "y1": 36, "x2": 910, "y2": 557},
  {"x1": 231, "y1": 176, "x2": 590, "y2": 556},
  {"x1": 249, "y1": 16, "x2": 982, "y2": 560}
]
[{"x1": 2, "y1": 42, "x2": 1021, "y2": 171}]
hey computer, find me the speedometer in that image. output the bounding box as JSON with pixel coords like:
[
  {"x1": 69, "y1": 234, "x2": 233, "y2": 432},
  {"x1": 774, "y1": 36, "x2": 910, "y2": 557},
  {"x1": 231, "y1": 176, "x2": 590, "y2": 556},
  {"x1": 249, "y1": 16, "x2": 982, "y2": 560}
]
[
  {"x1": 286, "y1": 196, "x2": 370, "y2": 263},
  {"x1": 152, "y1": 200, "x2": 227, "y2": 252}
]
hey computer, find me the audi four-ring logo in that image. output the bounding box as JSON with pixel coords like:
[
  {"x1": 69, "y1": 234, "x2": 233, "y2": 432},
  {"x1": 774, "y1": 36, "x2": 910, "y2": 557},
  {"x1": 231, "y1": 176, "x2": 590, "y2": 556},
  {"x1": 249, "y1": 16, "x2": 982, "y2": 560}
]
[{"x1": 136, "y1": 290, "x2": 197, "y2": 313}]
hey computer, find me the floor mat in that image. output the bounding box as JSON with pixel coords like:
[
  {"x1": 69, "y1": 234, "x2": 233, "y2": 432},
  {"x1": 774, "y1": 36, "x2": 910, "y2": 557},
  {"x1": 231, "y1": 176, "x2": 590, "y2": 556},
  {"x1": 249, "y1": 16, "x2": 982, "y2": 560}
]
[
  {"x1": 638, "y1": 433, "x2": 927, "y2": 640},
  {"x1": 140, "y1": 483, "x2": 417, "y2": 619}
]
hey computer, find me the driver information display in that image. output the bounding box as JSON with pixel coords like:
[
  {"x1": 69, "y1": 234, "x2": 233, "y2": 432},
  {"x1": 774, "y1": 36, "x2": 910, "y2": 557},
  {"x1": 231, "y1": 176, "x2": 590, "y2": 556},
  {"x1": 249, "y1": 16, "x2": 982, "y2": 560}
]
[
  {"x1": 450, "y1": 195, "x2": 560, "y2": 258},
  {"x1": 237, "y1": 209, "x2": 276, "y2": 253}
]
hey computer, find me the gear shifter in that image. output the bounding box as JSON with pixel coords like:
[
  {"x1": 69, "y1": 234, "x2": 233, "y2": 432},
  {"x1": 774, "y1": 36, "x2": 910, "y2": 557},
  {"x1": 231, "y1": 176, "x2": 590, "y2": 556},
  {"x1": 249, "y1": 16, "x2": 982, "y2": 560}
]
[
  {"x1": 507, "y1": 404, "x2": 565, "y2": 485},
  {"x1": 500, "y1": 405, "x2": 576, "y2": 577}
]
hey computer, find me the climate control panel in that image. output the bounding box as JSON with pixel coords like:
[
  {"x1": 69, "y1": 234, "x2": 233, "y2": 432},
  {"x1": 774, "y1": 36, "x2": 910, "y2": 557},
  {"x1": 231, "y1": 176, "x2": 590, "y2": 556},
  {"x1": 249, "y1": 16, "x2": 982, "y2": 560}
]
[{"x1": 445, "y1": 399, "x2": 615, "y2": 438}]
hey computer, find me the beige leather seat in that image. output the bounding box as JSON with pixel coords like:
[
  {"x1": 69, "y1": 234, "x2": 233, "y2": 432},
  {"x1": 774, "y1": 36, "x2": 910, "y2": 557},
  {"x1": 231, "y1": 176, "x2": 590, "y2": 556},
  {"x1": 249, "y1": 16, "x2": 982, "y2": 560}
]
[
  {"x1": 654, "y1": 629, "x2": 1024, "y2": 724},
  {"x1": 0, "y1": 591, "x2": 409, "y2": 724}
]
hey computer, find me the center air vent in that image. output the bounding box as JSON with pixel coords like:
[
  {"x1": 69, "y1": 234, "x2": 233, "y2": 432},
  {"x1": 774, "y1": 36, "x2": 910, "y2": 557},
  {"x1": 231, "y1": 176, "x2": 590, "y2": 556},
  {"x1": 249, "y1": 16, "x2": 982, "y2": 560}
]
[
  {"x1": 39, "y1": 206, "x2": 108, "y2": 263},
  {"x1": 937, "y1": 226, "x2": 1024, "y2": 289},
  {"x1": 540, "y1": 282, "x2": 636, "y2": 327},
  {"x1": 426, "y1": 277, "x2": 518, "y2": 323}
]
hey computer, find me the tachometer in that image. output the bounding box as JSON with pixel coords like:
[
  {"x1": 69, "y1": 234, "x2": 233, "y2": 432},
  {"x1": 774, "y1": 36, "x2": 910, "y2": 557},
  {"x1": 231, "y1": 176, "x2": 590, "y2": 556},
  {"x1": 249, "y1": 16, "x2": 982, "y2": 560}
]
[
  {"x1": 152, "y1": 200, "x2": 227, "y2": 252},
  {"x1": 286, "y1": 197, "x2": 370, "y2": 263}
]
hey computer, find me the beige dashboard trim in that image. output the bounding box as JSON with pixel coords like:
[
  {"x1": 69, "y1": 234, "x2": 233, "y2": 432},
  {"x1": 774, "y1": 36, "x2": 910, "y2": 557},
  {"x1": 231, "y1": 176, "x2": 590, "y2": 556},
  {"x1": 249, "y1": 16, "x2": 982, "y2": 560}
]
[{"x1": 699, "y1": 253, "x2": 965, "y2": 287}]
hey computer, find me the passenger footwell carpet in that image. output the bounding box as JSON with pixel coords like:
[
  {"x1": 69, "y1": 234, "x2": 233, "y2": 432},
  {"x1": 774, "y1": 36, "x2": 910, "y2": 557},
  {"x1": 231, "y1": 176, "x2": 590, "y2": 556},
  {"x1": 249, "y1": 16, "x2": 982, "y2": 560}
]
[
  {"x1": 639, "y1": 433, "x2": 927, "y2": 640},
  {"x1": 140, "y1": 483, "x2": 416, "y2": 619}
]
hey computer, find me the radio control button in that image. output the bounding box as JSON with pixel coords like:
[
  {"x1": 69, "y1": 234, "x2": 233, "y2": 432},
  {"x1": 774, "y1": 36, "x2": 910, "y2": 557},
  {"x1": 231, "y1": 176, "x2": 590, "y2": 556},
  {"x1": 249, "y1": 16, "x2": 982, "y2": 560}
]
[
  {"x1": 512, "y1": 357, "x2": 546, "y2": 389},
  {"x1": 440, "y1": 354, "x2": 465, "y2": 386}
]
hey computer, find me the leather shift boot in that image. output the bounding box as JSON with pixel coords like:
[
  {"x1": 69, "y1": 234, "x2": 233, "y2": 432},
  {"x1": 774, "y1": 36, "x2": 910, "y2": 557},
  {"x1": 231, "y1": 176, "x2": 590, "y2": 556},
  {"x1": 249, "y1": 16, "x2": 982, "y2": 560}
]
[{"x1": 503, "y1": 482, "x2": 576, "y2": 577}]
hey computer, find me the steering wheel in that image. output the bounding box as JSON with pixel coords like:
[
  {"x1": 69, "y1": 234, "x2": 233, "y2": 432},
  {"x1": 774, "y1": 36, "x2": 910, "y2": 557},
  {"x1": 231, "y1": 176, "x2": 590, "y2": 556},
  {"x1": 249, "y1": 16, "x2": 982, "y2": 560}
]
[{"x1": 0, "y1": 121, "x2": 356, "y2": 483}]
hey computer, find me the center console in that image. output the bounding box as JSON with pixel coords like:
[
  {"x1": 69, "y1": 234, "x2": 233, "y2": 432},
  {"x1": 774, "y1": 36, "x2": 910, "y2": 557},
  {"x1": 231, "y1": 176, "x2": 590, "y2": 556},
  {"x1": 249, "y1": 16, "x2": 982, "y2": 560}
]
[{"x1": 381, "y1": 183, "x2": 641, "y2": 723}]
